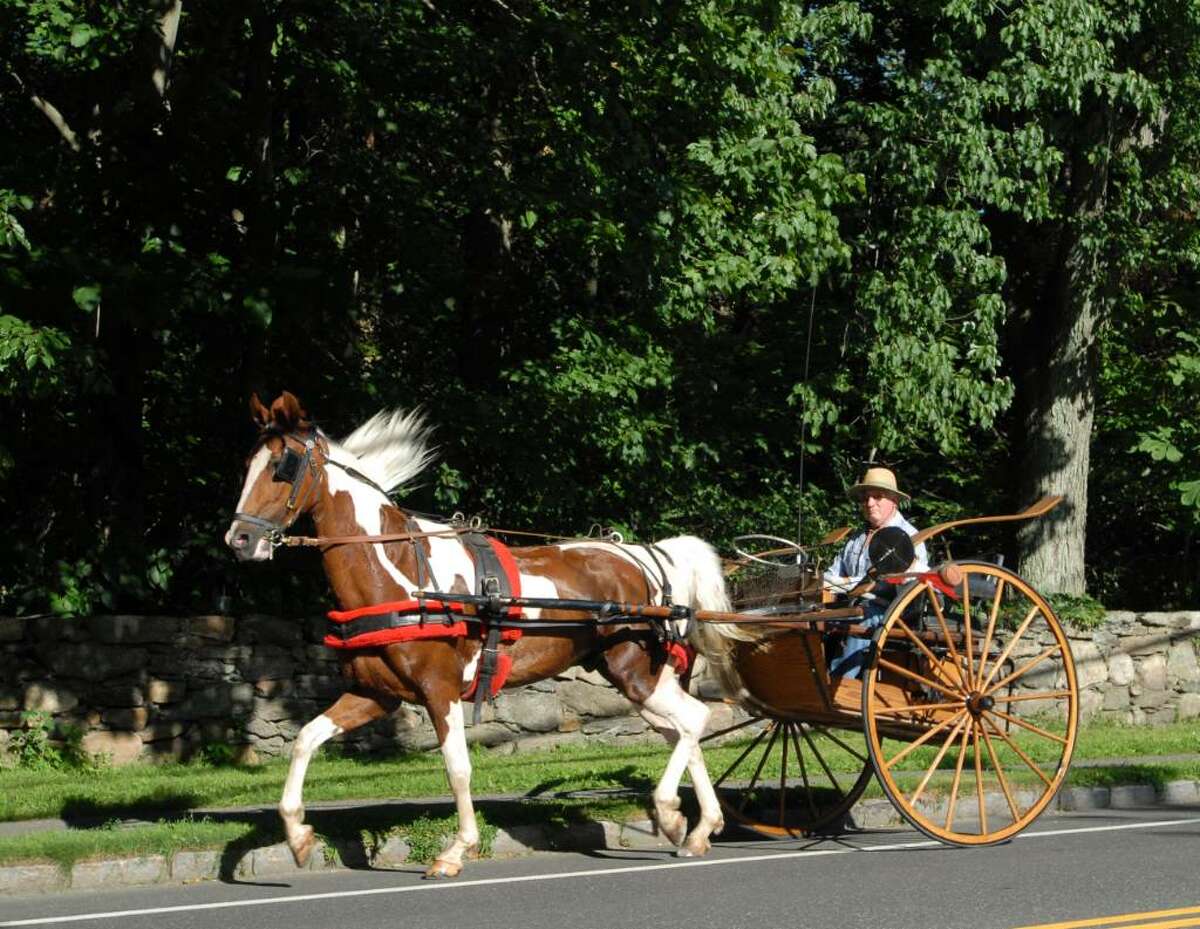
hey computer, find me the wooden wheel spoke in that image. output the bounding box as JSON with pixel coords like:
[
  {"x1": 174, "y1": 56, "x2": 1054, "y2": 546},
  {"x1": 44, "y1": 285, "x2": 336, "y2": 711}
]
[
  {"x1": 872, "y1": 699, "x2": 966, "y2": 717},
  {"x1": 814, "y1": 727, "x2": 870, "y2": 765},
  {"x1": 973, "y1": 722, "x2": 987, "y2": 835},
  {"x1": 981, "y1": 605, "x2": 1040, "y2": 690},
  {"x1": 713, "y1": 723, "x2": 770, "y2": 789},
  {"x1": 893, "y1": 617, "x2": 962, "y2": 690},
  {"x1": 876, "y1": 657, "x2": 965, "y2": 702},
  {"x1": 984, "y1": 646, "x2": 1062, "y2": 697},
  {"x1": 944, "y1": 720, "x2": 973, "y2": 830},
  {"x1": 790, "y1": 725, "x2": 820, "y2": 821},
  {"x1": 979, "y1": 721, "x2": 1020, "y2": 821},
  {"x1": 881, "y1": 709, "x2": 968, "y2": 770},
  {"x1": 927, "y1": 584, "x2": 969, "y2": 689},
  {"x1": 979, "y1": 718, "x2": 1054, "y2": 787},
  {"x1": 961, "y1": 578, "x2": 975, "y2": 690},
  {"x1": 974, "y1": 578, "x2": 1006, "y2": 690},
  {"x1": 737, "y1": 724, "x2": 779, "y2": 811},
  {"x1": 984, "y1": 707, "x2": 1068, "y2": 745},
  {"x1": 800, "y1": 726, "x2": 846, "y2": 799},
  {"x1": 909, "y1": 715, "x2": 969, "y2": 808},
  {"x1": 778, "y1": 723, "x2": 790, "y2": 825},
  {"x1": 701, "y1": 715, "x2": 764, "y2": 745},
  {"x1": 991, "y1": 690, "x2": 1073, "y2": 705}
]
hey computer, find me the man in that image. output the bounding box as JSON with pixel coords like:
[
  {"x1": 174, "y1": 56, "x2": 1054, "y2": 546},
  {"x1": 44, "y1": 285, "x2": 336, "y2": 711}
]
[{"x1": 822, "y1": 466, "x2": 928, "y2": 679}]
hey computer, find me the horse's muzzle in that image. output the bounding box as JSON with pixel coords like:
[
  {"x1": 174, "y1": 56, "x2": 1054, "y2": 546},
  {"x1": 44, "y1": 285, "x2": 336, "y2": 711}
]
[{"x1": 225, "y1": 521, "x2": 274, "y2": 561}]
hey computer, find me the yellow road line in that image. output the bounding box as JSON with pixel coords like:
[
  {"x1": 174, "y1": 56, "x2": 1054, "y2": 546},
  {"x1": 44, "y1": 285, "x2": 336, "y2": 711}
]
[{"x1": 1014, "y1": 906, "x2": 1200, "y2": 929}]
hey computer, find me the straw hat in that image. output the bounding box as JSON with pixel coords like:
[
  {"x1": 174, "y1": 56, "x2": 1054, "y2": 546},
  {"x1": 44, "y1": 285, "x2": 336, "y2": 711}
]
[{"x1": 849, "y1": 466, "x2": 910, "y2": 503}]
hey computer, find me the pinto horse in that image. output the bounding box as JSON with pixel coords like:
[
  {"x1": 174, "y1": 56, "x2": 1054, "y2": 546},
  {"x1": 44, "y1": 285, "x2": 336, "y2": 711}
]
[{"x1": 225, "y1": 391, "x2": 730, "y2": 878}]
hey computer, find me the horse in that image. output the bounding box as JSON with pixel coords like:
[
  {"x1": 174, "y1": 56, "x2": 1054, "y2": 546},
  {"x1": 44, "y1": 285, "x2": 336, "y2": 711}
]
[{"x1": 224, "y1": 390, "x2": 732, "y2": 878}]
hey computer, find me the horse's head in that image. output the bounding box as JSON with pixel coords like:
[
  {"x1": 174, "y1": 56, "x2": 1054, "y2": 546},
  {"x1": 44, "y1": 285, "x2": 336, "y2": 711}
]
[{"x1": 225, "y1": 390, "x2": 325, "y2": 561}]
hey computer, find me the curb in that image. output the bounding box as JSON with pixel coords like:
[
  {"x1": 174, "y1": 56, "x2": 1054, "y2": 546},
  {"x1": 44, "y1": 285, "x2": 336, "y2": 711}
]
[{"x1": 2, "y1": 779, "x2": 1198, "y2": 896}]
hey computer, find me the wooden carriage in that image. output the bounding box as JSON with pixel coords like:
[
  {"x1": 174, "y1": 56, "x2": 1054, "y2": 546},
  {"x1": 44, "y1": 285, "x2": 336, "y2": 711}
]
[{"x1": 699, "y1": 498, "x2": 1079, "y2": 847}]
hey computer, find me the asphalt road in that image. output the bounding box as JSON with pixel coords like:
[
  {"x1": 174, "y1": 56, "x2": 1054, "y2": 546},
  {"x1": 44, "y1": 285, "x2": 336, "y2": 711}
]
[{"x1": 2, "y1": 808, "x2": 1199, "y2": 929}]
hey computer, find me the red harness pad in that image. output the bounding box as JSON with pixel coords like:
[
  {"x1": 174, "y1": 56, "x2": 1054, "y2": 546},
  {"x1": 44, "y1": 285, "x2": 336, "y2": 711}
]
[{"x1": 323, "y1": 537, "x2": 526, "y2": 697}]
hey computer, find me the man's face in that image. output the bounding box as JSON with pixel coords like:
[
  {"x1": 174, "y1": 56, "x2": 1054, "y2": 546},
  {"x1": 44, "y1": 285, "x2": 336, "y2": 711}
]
[{"x1": 861, "y1": 490, "x2": 899, "y2": 529}]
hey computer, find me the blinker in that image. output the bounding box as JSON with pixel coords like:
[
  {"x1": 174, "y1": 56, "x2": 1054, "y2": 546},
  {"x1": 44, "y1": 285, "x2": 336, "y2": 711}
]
[{"x1": 274, "y1": 448, "x2": 303, "y2": 483}]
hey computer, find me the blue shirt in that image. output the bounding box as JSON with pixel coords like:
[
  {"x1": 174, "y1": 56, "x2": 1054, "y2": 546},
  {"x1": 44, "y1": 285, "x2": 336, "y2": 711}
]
[{"x1": 822, "y1": 510, "x2": 929, "y2": 591}]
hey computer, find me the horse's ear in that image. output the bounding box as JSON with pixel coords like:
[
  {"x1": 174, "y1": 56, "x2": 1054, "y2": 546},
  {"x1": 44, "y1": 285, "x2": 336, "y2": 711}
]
[
  {"x1": 249, "y1": 392, "x2": 271, "y2": 429},
  {"x1": 270, "y1": 391, "x2": 307, "y2": 432}
]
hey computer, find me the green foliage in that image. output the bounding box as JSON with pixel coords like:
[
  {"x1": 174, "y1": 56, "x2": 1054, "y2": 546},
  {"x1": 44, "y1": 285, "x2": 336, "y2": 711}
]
[
  {"x1": 0, "y1": 0, "x2": 1197, "y2": 613},
  {"x1": 1045, "y1": 592, "x2": 1108, "y2": 631},
  {"x1": 8, "y1": 711, "x2": 103, "y2": 772}
]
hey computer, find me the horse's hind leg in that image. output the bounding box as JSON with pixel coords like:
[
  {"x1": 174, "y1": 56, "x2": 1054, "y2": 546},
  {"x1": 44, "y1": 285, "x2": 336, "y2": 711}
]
[
  {"x1": 279, "y1": 692, "x2": 393, "y2": 867},
  {"x1": 423, "y1": 695, "x2": 479, "y2": 879},
  {"x1": 639, "y1": 667, "x2": 724, "y2": 857}
]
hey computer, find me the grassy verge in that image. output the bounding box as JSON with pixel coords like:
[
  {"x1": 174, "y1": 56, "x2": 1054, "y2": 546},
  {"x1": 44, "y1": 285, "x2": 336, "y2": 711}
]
[{"x1": 0, "y1": 718, "x2": 1196, "y2": 870}]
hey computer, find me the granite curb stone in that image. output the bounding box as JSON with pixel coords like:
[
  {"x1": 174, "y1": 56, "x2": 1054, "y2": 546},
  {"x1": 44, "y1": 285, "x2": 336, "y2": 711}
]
[{"x1": 1, "y1": 778, "x2": 1197, "y2": 896}]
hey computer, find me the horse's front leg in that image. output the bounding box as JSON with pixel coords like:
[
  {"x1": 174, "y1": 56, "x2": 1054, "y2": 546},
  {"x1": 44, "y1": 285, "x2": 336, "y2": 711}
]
[
  {"x1": 424, "y1": 696, "x2": 479, "y2": 879},
  {"x1": 280, "y1": 692, "x2": 392, "y2": 867},
  {"x1": 641, "y1": 668, "x2": 724, "y2": 858}
]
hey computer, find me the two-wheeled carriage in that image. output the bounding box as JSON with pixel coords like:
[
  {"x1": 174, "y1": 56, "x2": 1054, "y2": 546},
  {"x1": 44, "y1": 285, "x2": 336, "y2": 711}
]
[{"x1": 697, "y1": 497, "x2": 1079, "y2": 846}]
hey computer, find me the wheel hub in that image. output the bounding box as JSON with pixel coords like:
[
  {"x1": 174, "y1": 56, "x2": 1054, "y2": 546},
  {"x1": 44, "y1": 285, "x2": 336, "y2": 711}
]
[{"x1": 966, "y1": 692, "x2": 994, "y2": 716}]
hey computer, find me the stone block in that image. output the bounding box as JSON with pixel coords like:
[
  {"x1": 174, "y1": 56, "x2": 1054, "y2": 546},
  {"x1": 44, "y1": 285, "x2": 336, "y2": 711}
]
[
  {"x1": 1135, "y1": 688, "x2": 1171, "y2": 709},
  {"x1": 240, "y1": 615, "x2": 303, "y2": 647},
  {"x1": 1167, "y1": 642, "x2": 1200, "y2": 682},
  {"x1": 493, "y1": 690, "x2": 562, "y2": 733},
  {"x1": 1108, "y1": 653, "x2": 1136, "y2": 687},
  {"x1": 254, "y1": 678, "x2": 294, "y2": 698},
  {"x1": 146, "y1": 678, "x2": 186, "y2": 704},
  {"x1": 38, "y1": 644, "x2": 147, "y2": 682},
  {"x1": 83, "y1": 730, "x2": 144, "y2": 765},
  {"x1": 245, "y1": 716, "x2": 280, "y2": 740},
  {"x1": 556, "y1": 679, "x2": 635, "y2": 718},
  {"x1": 90, "y1": 615, "x2": 182, "y2": 644},
  {"x1": 370, "y1": 835, "x2": 412, "y2": 868},
  {"x1": 91, "y1": 683, "x2": 145, "y2": 707},
  {"x1": 1111, "y1": 784, "x2": 1157, "y2": 808},
  {"x1": 491, "y1": 825, "x2": 547, "y2": 857},
  {"x1": 171, "y1": 850, "x2": 220, "y2": 882},
  {"x1": 1073, "y1": 641, "x2": 1107, "y2": 689},
  {"x1": 23, "y1": 682, "x2": 78, "y2": 714},
  {"x1": 1102, "y1": 686, "x2": 1130, "y2": 712},
  {"x1": 512, "y1": 731, "x2": 584, "y2": 753},
  {"x1": 295, "y1": 675, "x2": 344, "y2": 699},
  {"x1": 0, "y1": 690, "x2": 18, "y2": 710},
  {"x1": 139, "y1": 721, "x2": 188, "y2": 743},
  {"x1": 252, "y1": 698, "x2": 296, "y2": 724},
  {"x1": 1119, "y1": 634, "x2": 1166, "y2": 657},
  {"x1": 0, "y1": 864, "x2": 65, "y2": 895},
  {"x1": 1079, "y1": 688, "x2": 1104, "y2": 721},
  {"x1": 1161, "y1": 780, "x2": 1200, "y2": 805},
  {"x1": 31, "y1": 616, "x2": 88, "y2": 643},
  {"x1": 0, "y1": 617, "x2": 25, "y2": 643},
  {"x1": 1057, "y1": 786, "x2": 1110, "y2": 811},
  {"x1": 1137, "y1": 653, "x2": 1168, "y2": 691},
  {"x1": 71, "y1": 855, "x2": 166, "y2": 889},
  {"x1": 1140, "y1": 612, "x2": 1184, "y2": 628},
  {"x1": 101, "y1": 706, "x2": 150, "y2": 731},
  {"x1": 462, "y1": 721, "x2": 516, "y2": 747},
  {"x1": 251, "y1": 842, "x2": 309, "y2": 876},
  {"x1": 616, "y1": 819, "x2": 673, "y2": 850},
  {"x1": 581, "y1": 716, "x2": 648, "y2": 737},
  {"x1": 1179, "y1": 693, "x2": 1200, "y2": 720},
  {"x1": 186, "y1": 615, "x2": 235, "y2": 642}
]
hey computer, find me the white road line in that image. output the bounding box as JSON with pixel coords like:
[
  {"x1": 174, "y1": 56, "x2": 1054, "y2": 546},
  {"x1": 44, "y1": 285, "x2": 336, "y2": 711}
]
[{"x1": 3, "y1": 816, "x2": 1199, "y2": 927}]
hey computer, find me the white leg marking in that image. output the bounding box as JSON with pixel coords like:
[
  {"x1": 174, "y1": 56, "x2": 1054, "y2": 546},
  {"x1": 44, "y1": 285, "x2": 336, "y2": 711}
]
[
  {"x1": 279, "y1": 714, "x2": 343, "y2": 866},
  {"x1": 428, "y1": 700, "x2": 479, "y2": 878},
  {"x1": 642, "y1": 667, "x2": 723, "y2": 856}
]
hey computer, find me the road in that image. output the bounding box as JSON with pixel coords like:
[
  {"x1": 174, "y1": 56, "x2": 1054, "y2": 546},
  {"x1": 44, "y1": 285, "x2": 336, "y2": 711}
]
[{"x1": 2, "y1": 809, "x2": 1199, "y2": 929}]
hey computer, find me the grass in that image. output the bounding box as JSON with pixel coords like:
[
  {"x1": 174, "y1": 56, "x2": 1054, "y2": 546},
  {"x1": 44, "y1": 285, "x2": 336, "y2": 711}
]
[{"x1": 0, "y1": 718, "x2": 1196, "y2": 870}]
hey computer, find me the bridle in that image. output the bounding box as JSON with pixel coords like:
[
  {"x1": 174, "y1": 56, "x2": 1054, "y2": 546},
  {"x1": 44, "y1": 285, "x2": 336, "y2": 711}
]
[{"x1": 232, "y1": 429, "x2": 326, "y2": 545}]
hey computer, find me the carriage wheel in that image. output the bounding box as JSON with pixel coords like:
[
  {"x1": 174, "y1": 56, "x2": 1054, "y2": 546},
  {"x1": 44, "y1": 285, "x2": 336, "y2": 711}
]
[
  {"x1": 702, "y1": 716, "x2": 874, "y2": 838},
  {"x1": 862, "y1": 561, "x2": 1079, "y2": 846}
]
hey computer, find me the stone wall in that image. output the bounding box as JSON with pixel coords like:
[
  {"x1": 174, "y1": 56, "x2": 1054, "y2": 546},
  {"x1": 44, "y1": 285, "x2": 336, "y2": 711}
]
[{"x1": 0, "y1": 609, "x2": 1197, "y2": 765}]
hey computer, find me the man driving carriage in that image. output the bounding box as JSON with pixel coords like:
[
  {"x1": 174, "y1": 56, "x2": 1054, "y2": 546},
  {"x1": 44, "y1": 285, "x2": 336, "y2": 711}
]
[{"x1": 822, "y1": 466, "x2": 928, "y2": 679}]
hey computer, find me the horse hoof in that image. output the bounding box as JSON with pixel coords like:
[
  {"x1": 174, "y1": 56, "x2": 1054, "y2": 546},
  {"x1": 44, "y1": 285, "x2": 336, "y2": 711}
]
[
  {"x1": 679, "y1": 837, "x2": 711, "y2": 858},
  {"x1": 657, "y1": 810, "x2": 687, "y2": 847},
  {"x1": 423, "y1": 859, "x2": 463, "y2": 880},
  {"x1": 290, "y1": 825, "x2": 316, "y2": 868}
]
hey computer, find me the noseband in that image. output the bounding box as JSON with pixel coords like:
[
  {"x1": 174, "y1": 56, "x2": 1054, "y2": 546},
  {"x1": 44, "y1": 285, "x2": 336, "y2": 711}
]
[{"x1": 233, "y1": 431, "x2": 324, "y2": 544}]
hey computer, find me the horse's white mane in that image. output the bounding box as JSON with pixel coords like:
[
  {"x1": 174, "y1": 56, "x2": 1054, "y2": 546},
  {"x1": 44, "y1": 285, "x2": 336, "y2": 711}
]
[{"x1": 329, "y1": 408, "x2": 435, "y2": 494}]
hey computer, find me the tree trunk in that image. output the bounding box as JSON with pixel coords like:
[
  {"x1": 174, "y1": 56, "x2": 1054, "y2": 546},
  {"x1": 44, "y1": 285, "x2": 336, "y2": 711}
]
[{"x1": 1012, "y1": 136, "x2": 1110, "y2": 595}]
